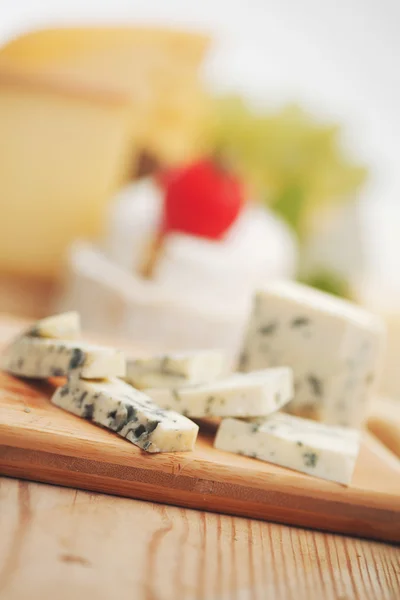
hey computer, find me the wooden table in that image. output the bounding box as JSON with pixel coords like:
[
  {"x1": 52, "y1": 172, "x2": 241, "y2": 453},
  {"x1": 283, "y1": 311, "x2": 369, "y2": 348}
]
[
  {"x1": 0, "y1": 314, "x2": 399, "y2": 599},
  {"x1": 0, "y1": 476, "x2": 399, "y2": 600}
]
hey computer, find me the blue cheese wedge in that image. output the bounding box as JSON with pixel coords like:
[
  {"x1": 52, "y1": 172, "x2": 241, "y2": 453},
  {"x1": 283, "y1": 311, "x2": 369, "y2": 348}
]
[
  {"x1": 52, "y1": 378, "x2": 199, "y2": 453},
  {"x1": 214, "y1": 412, "x2": 360, "y2": 485},
  {"x1": 125, "y1": 349, "x2": 225, "y2": 389},
  {"x1": 25, "y1": 311, "x2": 80, "y2": 340},
  {"x1": 1, "y1": 337, "x2": 125, "y2": 380},
  {"x1": 145, "y1": 367, "x2": 293, "y2": 418},
  {"x1": 238, "y1": 281, "x2": 385, "y2": 428}
]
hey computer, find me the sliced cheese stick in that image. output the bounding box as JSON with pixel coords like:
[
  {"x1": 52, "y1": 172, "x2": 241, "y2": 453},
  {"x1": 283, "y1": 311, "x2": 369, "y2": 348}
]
[
  {"x1": 125, "y1": 349, "x2": 225, "y2": 389},
  {"x1": 145, "y1": 368, "x2": 293, "y2": 418},
  {"x1": 214, "y1": 412, "x2": 360, "y2": 485},
  {"x1": 1, "y1": 336, "x2": 125, "y2": 380},
  {"x1": 26, "y1": 311, "x2": 80, "y2": 340},
  {"x1": 52, "y1": 378, "x2": 198, "y2": 453}
]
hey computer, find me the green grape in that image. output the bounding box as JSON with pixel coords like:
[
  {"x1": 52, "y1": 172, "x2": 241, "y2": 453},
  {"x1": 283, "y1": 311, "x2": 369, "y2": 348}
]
[
  {"x1": 270, "y1": 184, "x2": 305, "y2": 235},
  {"x1": 299, "y1": 270, "x2": 352, "y2": 299},
  {"x1": 203, "y1": 96, "x2": 368, "y2": 238}
]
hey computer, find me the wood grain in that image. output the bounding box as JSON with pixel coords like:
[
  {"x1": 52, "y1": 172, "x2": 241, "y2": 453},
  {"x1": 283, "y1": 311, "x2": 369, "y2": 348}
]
[
  {"x1": 0, "y1": 315, "x2": 400, "y2": 600},
  {"x1": 0, "y1": 477, "x2": 399, "y2": 600},
  {"x1": 1, "y1": 371, "x2": 400, "y2": 544}
]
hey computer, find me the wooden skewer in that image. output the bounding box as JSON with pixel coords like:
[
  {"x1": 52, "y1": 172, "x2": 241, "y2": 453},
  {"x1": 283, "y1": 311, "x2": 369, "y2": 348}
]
[{"x1": 139, "y1": 230, "x2": 165, "y2": 279}]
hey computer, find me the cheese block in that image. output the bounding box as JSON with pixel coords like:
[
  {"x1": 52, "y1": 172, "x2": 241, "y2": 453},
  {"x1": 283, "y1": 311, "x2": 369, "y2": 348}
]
[
  {"x1": 0, "y1": 27, "x2": 209, "y2": 165},
  {"x1": 0, "y1": 68, "x2": 133, "y2": 278},
  {"x1": 25, "y1": 311, "x2": 80, "y2": 340},
  {"x1": 238, "y1": 281, "x2": 385, "y2": 428},
  {"x1": 52, "y1": 377, "x2": 199, "y2": 453},
  {"x1": 356, "y1": 279, "x2": 400, "y2": 400},
  {"x1": 125, "y1": 349, "x2": 225, "y2": 389},
  {"x1": 145, "y1": 368, "x2": 293, "y2": 418},
  {"x1": 214, "y1": 413, "x2": 360, "y2": 485},
  {"x1": 1, "y1": 337, "x2": 125, "y2": 380}
]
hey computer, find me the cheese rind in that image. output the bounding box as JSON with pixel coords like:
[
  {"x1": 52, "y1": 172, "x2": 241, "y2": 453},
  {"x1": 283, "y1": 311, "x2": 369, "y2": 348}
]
[
  {"x1": 26, "y1": 311, "x2": 81, "y2": 340},
  {"x1": 125, "y1": 349, "x2": 225, "y2": 389},
  {"x1": 238, "y1": 281, "x2": 385, "y2": 427},
  {"x1": 214, "y1": 413, "x2": 360, "y2": 485},
  {"x1": 51, "y1": 378, "x2": 199, "y2": 453},
  {"x1": 145, "y1": 368, "x2": 293, "y2": 418},
  {"x1": 1, "y1": 337, "x2": 125, "y2": 380}
]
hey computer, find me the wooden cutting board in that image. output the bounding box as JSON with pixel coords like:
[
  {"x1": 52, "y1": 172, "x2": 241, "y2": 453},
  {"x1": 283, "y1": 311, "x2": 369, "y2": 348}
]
[
  {"x1": 0, "y1": 314, "x2": 400, "y2": 544},
  {"x1": 1, "y1": 370, "x2": 400, "y2": 544}
]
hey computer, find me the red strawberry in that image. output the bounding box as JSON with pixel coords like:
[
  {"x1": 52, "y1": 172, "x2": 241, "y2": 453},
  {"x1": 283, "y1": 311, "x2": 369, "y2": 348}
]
[{"x1": 159, "y1": 159, "x2": 244, "y2": 240}]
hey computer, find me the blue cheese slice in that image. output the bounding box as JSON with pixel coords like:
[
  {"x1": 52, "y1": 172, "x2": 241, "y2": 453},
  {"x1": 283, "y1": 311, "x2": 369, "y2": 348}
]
[
  {"x1": 25, "y1": 311, "x2": 80, "y2": 340},
  {"x1": 125, "y1": 349, "x2": 225, "y2": 389},
  {"x1": 214, "y1": 412, "x2": 360, "y2": 485},
  {"x1": 145, "y1": 367, "x2": 293, "y2": 418},
  {"x1": 238, "y1": 281, "x2": 385, "y2": 428},
  {"x1": 1, "y1": 337, "x2": 125, "y2": 380},
  {"x1": 51, "y1": 378, "x2": 199, "y2": 453}
]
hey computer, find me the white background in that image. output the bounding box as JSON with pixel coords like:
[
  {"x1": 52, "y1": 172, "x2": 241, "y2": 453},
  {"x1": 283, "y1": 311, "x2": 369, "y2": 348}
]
[{"x1": 1, "y1": 0, "x2": 399, "y2": 290}]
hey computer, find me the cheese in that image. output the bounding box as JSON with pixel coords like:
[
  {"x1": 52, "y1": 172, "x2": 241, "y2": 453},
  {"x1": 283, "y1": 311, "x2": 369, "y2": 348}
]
[
  {"x1": 25, "y1": 311, "x2": 80, "y2": 340},
  {"x1": 0, "y1": 27, "x2": 209, "y2": 279},
  {"x1": 238, "y1": 281, "x2": 385, "y2": 428},
  {"x1": 125, "y1": 349, "x2": 225, "y2": 389},
  {"x1": 355, "y1": 279, "x2": 400, "y2": 401},
  {"x1": 0, "y1": 68, "x2": 133, "y2": 278},
  {"x1": 145, "y1": 368, "x2": 293, "y2": 418},
  {"x1": 214, "y1": 413, "x2": 360, "y2": 485},
  {"x1": 151, "y1": 206, "x2": 298, "y2": 312},
  {"x1": 1, "y1": 337, "x2": 125, "y2": 380},
  {"x1": 0, "y1": 27, "x2": 209, "y2": 164},
  {"x1": 52, "y1": 377, "x2": 199, "y2": 453}
]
